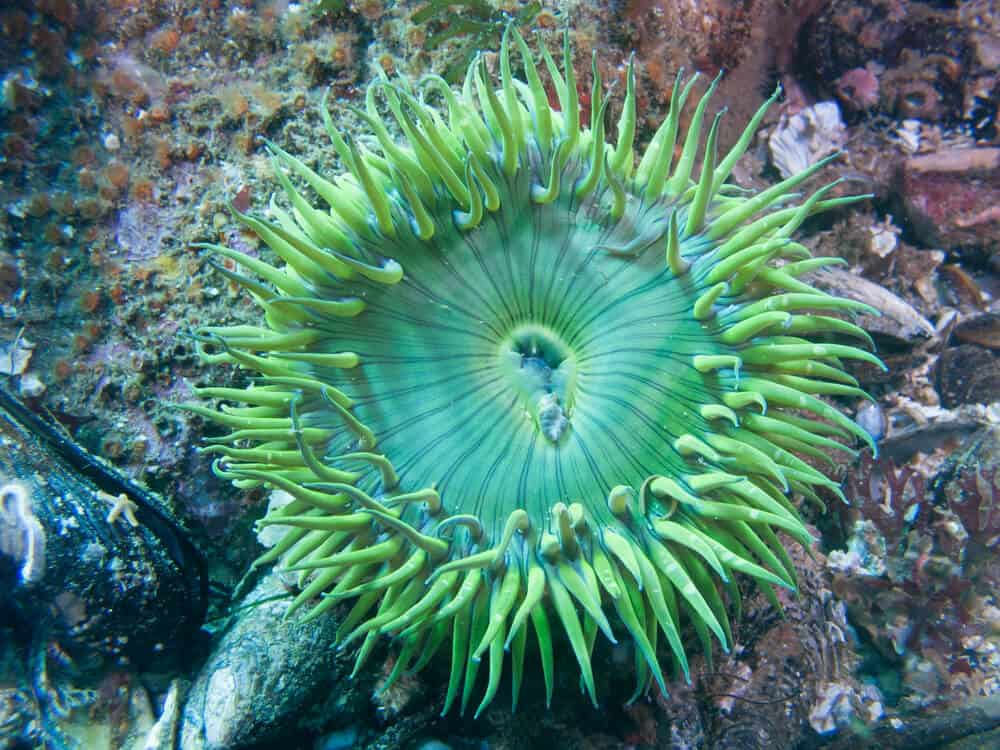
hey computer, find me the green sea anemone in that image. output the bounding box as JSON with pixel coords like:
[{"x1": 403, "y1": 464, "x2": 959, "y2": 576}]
[{"x1": 189, "y1": 29, "x2": 883, "y2": 716}]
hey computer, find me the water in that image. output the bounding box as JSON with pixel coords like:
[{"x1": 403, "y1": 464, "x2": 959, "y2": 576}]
[{"x1": 1, "y1": 1, "x2": 999, "y2": 748}]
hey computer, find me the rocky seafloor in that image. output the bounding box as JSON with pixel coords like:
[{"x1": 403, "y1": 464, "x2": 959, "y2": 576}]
[{"x1": 2, "y1": 0, "x2": 1000, "y2": 748}]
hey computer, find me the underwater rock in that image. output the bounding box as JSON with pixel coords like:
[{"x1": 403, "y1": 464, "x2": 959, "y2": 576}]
[
  {"x1": 687, "y1": 536, "x2": 870, "y2": 748},
  {"x1": 800, "y1": 0, "x2": 910, "y2": 82},
  {"x1": 823, "y1": 694, "x2": 1000, "y2": 749},
  {"x1": 179, "y1": 571, "x2": 366, "y2": 750},
  {"x1": 832, "y1": 425, "x2": 1000, "y2": 717},
  {"x1": 878, "y1": 407, "x2": 992, "y2": 465},
  {"x1": 809, "y1": 681, "x2": 884, "y2": 735},
  {"x1": 953, "y1": 312, "x2": 1000, "y2": 350},
  {"x1": 801, "y1": 0, "x2": 972, "y2": 123},
  {"x1": 0, "y1": 251, "x2": 19, "y2": 304},
  {"x1": 141, "y1": 679, "x2": 184, "y2": 750},
  {"x1": 808, "y1": 267, "x2": 936, "y2": 354},
  {"x1": 898, "y1": 148, "x2": 1000, "y2": 253},
  {"x1": 933, "y1": 345, "x2": 1000, "y2": 408}
]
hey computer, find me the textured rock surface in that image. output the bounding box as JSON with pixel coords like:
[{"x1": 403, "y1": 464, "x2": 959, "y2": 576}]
[
  {"x1": 899, "y1": 149, "x2": 1000, "y2": 254},
  {"x1": 832, "y1": 425, "x2": 1000, "y2": 718},
  {"x1": 180, "y1": 573, "x2": 365, "y2": 750},
  {"x1": 934, "y1": 345, "x2": 1000, "y2": 407},
  {"x1": 3, "y1": 0, "x2": 1000, "y2": 747}
]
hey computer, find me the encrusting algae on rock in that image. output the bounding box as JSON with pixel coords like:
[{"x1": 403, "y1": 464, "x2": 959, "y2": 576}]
[{"x1": 186, "y1": 27, "x2": 884, "y2": 716}]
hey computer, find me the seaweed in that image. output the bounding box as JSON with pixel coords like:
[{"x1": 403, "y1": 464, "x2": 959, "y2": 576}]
[
  {"x1": 312, "y1": 0, "x2": 348, "y2": 16},
  {"x1": 412, "y1": 0, "x2": 542, "y2": 81}
]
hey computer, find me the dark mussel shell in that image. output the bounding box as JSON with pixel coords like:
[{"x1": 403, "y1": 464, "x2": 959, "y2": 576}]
[{"x1": 0, "y1": 384, "x2": 207, "y2": 668}]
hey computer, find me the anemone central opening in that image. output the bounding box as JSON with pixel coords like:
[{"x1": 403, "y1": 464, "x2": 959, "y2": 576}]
[
  {"x1": 508, "y1": 324, "x2": 569, "y2": 370},
  {"x1": 498, "y1": 324, "x2": 577, "y2": 445}
]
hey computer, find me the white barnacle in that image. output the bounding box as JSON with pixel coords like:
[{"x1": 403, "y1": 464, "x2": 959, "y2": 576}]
[{"x1": 769, "y1": 102, "x2": 845, "y2": 179}]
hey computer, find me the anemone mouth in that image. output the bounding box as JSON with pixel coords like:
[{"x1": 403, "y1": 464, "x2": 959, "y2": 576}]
[{"x1": 189, "y1": 29, "x2": 884, "y2": 716}]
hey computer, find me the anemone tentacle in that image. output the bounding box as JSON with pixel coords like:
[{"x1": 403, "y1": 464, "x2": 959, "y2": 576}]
[{"x1": 191, "y1": 28, "x2": 883, "y2": 715}]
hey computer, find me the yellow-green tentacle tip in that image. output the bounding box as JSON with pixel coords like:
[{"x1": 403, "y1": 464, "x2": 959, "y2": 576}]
[{"x1": 192, "y1": 28, "x2": 884, "y2": 715}]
